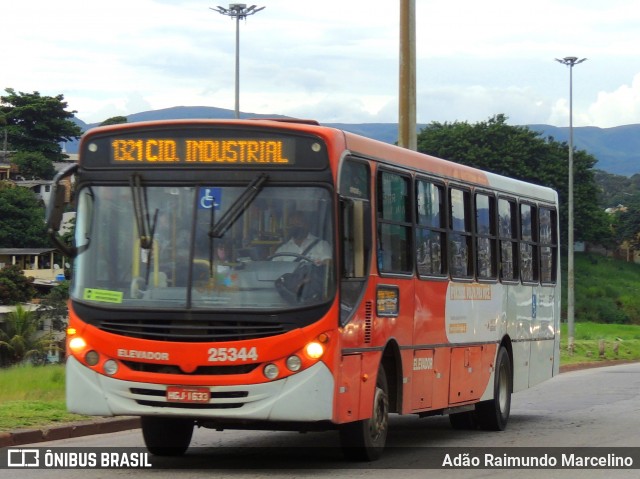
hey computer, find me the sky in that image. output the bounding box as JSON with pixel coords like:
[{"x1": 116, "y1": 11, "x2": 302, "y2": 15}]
[{"x1": 4, "y1": 0, "x2": 640, "y2": 128}]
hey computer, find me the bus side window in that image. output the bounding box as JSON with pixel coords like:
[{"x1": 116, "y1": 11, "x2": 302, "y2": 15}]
[
  {"x1": 448, "y1": 187, "x2": 473, "y2": 278},
  {"x1": 416, "y1": 179, "x2": 446, "y2": 277},
  {"x1": 539, "y1": 207, "x2": 557, "y2": 284},
  {"x1": 498, "y1": 198, "x2": 518, "y2": 282},
  {"x1": 377, "y1": 171, "x2": 412, "y2": 274},
  {"x1": 520, "y1": 203, "x2": 539, "y2": 283},
  {"x1": 475, "y1": 193, "x2": 498, "y2": 280},
  {"x1": 339, "y1": 159, "x2": 369, "y2": 200}
]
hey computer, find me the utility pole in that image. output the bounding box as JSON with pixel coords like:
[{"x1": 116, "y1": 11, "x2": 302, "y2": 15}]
[
  {"x1": 212, "y1": 4, "x2": 265, "y2": 119},
  {"x1": 398, "y1": 0, "x2": 416, "y2": 150}
]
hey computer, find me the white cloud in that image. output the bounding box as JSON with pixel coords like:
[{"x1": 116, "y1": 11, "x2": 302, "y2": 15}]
[
  {"x1": 4, "y1": 0, "x2": 640, "y2": 127},
  {"x1": 587, "y1": 74, "x2": 640, "y2": 127}
]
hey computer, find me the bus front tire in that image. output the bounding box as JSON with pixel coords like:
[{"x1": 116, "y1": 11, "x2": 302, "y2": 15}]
[
  {"x1": 475, "y1": 347, "x2": 512, "y2": 431},
  {"x1": 141, "y1": 416, "x2": 194, "y2": 456},
  {"x1": 339, "y1": 367, "x2": 389, "y2": 461}
]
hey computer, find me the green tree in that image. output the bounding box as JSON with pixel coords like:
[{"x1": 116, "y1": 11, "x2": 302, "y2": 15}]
[
  {"x1": 100, "y1": 116, "x2": 128, "y2": 126},
  {"x1": 0, "y1": 304, "x2": 54, "y2": 366},
  {"x1": 10, "y1": 151, "x2": 56, "y2": 180},
  {"x1": 0, "y1": 186, "x2": 49, "y2": 248},
  {"x1": 611, "y1": 195, "x2": 640, "y2": 248},
  {"x1": 0, "y1": 265, "x2": 36, "y2": 305},
  {"x1": 0, "y1": 88, "x2": 82, "y2": 162},
  {"x1": 417, "y1": 114, "x2": 612, "y2": 247},
  {"x1": 37, "y1": 281, "x2": 69, "y2": 332}
]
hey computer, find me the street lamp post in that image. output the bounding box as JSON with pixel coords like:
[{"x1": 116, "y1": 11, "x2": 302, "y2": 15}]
[
  {"x1": 212, "y1": 4, "x2": 265, "y2": 119},
  {"x1": 555, "y1": 56, "x2": 587, "y2": 354}
]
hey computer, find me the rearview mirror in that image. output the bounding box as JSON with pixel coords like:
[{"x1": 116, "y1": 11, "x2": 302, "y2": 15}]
[{"x1": 46, "y1": 163, "x2": 78, "y2": 257}]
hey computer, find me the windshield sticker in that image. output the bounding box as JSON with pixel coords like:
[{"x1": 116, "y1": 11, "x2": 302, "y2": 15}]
[
  {"x1": 83, "y1": 288, "x2": 124, "y2": 304},
  {"x1": 199, "y1": 187, "x2": 222, "y2": 210}
]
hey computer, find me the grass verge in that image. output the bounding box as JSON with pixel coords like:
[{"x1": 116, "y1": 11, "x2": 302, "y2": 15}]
[
  {"x1": 0, "y1": 364, "x2": 87, "y2": 431},
  {"x1": 559, "y1": 322, "x2": 640, "y2": 365}
]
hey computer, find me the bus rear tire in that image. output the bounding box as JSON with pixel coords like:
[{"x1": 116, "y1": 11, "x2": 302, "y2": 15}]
[
  {"x1": 475, "y1": 346, "x2": 512, "y2": 431},
  {"x1": 141, "y1": 416, "x2": 194, "y2": 456},
  {"x1": 339, "y1": 366, "x2": 389, "y2": 461}
]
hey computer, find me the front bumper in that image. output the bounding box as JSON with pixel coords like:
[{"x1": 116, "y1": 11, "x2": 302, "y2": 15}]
[{"x1": 66, "y1": 356, "x2": 334, "y2": 422}]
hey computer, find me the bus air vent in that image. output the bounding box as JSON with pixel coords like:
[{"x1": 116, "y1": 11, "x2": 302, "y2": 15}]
[{"x1": 364, "y1": 300, "x2": 373, "y2": 344}]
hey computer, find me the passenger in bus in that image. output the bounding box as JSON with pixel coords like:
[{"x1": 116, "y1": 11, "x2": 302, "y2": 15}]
[
  {"x1": 212, "y1": 240, "x2": 237, "y2": 287},
  {"x1": 274, "y1": 211, "x2": 331, "y2": 263}
]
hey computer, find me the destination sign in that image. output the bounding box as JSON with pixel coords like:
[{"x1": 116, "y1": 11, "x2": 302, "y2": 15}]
[{"x1": 109, "y1": 138, "x2": 294, "y2": 165}]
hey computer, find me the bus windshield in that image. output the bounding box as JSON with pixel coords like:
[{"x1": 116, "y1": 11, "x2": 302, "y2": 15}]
[{"x1": 71, "y1": 182, "x2": 335, "y2": 311}]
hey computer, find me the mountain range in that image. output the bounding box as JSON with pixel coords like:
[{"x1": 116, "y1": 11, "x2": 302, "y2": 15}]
[{"x1": 67, "y1": 106, "x2": 640, "y2": 176}]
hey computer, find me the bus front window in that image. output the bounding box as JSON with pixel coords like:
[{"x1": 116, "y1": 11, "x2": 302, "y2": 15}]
[{"x1": 71, "y1": 184, "x2": 335, "y2": 311}]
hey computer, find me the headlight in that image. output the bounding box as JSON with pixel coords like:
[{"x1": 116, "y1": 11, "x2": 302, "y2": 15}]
[
  {"x1": 69, "y1": 337, "x2": 87, "y2": 351},
  {"x1": 103, "y1": 360, "x2": 119, "y2": 376},
  {"x1": 304, "y1": 341, "x2": 324, "y2": 359},
  {"x1": 286, "y1": 355, "x2": 302, "y2": 372},
  {"x1": 263, "y1": 363, "x2": 279, "y2": 379},
  {"x1": 85, "y1": 350, "x2": 99, "y2": 366}
]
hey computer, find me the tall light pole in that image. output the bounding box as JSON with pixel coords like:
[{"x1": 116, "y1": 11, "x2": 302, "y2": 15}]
[
  {"x1": 212, "y1": 4, "x2": 265, "y2": 119},
  {"x1": 555, "y1": 56, "x2": 587, "y2": 354}
]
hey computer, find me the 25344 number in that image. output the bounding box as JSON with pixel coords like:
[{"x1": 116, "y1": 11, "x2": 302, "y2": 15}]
[{"x1": 207, "y1": 347, "x2": 258, "y2": 362}]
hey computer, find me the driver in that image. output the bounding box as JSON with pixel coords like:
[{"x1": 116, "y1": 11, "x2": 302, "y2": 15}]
[{"x1": 274, "y1": 211, "x2": 331, "y2": 263}]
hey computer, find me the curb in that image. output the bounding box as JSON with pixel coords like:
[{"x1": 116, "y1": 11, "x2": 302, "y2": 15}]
[
  {"x1": 559, "y1": 359, "x2": 639, "y2": 373},
  {"x1": 0, "y1": 417, "x2": 140, "y2": 448}
]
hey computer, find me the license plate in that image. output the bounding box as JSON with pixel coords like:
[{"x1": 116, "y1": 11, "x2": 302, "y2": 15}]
[{"x1": 166, "y1": 386, "x2": 210, "y2": 404}]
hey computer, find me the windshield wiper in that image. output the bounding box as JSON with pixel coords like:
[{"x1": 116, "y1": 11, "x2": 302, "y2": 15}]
[
  {"x1": 130, "y1": 174, "x2": 158, "y2": 287},
  {"x1": 130, "y1": 174, "x2": 159, "y2": 249},
  {"x1": 209, "y1": 173, "x2": 268, "y2": 239}
]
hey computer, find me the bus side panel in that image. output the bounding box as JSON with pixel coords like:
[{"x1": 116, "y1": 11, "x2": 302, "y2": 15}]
[
  {"x1": 411, "y1": 349, "x2": 434, "y2": 409},
  {"x1": 413, "y1": 281, "x2": 449, "y2": 345},
  {"x1": 443, "y1": 282, "x2": 502, "y2": 406},
  {"x1": 409, "y1": 281, "x2": 448, "y2": 412},
  {"x1": 528, "y1": 284, "x2": 558, "y2": 386},
  {"x1": 529, "y1": 339, "x2": 555, "y2": 387},
  {"x1": 358, "y1": 351, "x2": 383, "y2": 420},
  {"x1": 448, "y1": 346, "x2": 484, "y2": 403},
  {"x1": 509, "y1": 284, "x2": 533, "y2": 393},
  {"x1": 431, "y1": 348, "x2": 452, "y2": 409},
  {"x1": 335, "y1": 354, "x2": 363, "y2": 423}
]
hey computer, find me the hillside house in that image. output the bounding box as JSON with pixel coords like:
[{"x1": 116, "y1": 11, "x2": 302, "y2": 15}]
[{"x1": 0, "y1": 248, "x2": 66, "y2": 284}]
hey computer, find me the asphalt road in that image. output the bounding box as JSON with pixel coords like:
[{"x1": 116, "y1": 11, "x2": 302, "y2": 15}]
[{"x1": 2, "y1": 362, "x2": 640, "y2": 478}]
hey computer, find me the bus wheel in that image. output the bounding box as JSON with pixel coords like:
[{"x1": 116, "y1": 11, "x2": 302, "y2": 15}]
[
  {"x1": 141, "y1": 417, "x2": 194, "y2": 456},
  {"x1": 475, "y1": 347, "x2": 512, "y2": 431},
  {"x1": 339, "y1": 367, "x2": 389, "y2": 461}
]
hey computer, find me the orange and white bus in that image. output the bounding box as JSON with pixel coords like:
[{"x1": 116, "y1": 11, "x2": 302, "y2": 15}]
[{"x1": 47, "y1": 119, "x2": 560, "y2": 460}]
